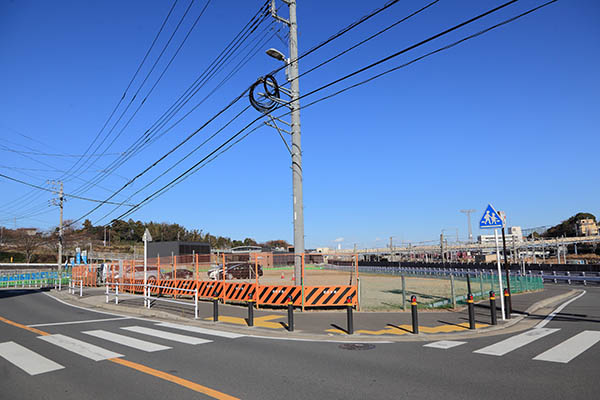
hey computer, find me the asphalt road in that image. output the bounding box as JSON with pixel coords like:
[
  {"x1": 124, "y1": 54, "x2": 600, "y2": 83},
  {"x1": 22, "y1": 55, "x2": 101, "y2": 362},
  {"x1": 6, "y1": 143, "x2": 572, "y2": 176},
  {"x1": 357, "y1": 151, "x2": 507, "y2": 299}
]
[{"x1": 0, "y1": 285, "x2": 598, "y2": 399}]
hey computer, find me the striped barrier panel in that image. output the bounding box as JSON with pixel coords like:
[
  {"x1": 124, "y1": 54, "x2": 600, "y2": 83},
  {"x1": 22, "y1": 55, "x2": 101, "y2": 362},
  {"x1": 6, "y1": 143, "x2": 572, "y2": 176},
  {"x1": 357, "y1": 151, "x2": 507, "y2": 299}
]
[
  {"x1": 302, "y1": 285, "x2": 357, "y2": 307},
  {"x1": 257, "y1": 285, "x2": 302, "y2": 306},
  {"x1": 222, "y1": 282, "x2": 255, "y2": 302}
]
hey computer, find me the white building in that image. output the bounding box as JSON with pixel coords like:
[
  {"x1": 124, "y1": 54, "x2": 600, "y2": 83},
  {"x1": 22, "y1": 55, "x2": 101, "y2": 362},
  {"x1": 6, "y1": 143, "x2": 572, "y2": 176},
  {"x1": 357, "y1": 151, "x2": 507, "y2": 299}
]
[{"x1": 478, "y1": 226, "x2": 523, "y2": 245}]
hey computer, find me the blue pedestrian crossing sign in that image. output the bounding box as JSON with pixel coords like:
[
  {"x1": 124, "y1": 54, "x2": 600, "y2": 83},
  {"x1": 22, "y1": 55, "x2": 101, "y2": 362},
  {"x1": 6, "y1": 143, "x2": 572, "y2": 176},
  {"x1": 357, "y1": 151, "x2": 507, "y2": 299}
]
[{"x1": 479, "y1": 204, "x2": 503, "y2": 229}]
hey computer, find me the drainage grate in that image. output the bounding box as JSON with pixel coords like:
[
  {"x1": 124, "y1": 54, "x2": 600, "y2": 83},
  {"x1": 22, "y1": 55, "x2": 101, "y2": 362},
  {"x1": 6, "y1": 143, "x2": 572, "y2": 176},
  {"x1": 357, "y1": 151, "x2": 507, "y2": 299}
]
[{"x1": 338, "y1": 343, "x2": 376, "y2": 351}]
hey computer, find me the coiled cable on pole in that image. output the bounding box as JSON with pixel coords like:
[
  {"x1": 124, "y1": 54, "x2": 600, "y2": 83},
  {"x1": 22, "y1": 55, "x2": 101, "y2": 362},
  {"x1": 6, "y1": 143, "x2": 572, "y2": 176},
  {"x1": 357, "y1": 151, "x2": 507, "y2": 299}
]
[{"x1": 249, "y1": 74, "x2": 280, "y2": 114}]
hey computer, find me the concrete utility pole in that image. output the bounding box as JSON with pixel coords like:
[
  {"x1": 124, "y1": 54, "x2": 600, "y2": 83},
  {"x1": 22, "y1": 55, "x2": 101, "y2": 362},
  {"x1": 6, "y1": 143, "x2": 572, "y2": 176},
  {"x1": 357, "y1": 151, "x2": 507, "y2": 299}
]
[
  {"x1": 269, "y1": 0, "x2": 303, "y2": 284},
  {"x1": 51, "y1": 181, "x2": 64, "y2": 275},
  {"x1": 460, "y1": 209, "x2": 476, "y2": 242},
  {"x1": 439, "y1": 235, "x2": 442, "y2": 261}
]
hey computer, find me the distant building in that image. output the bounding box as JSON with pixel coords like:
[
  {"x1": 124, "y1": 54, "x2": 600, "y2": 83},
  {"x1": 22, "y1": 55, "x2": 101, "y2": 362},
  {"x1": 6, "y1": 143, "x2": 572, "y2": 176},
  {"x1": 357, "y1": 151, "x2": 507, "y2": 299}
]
[
  {"x1": 478, "y1": 226, "x2": 524, "y2": 245},
  {"x1": 576, "y1": 219, "x2": 599, "y2": 236},
  {"x1": 230, "y1": 245, "x2": 262, "y2": 253},
  {"x1": 147, "y1": 241, "x2": 210, "y2": 259},
  {"x1": 17, "y1": 228, "x2": 37, "y2": 236}
]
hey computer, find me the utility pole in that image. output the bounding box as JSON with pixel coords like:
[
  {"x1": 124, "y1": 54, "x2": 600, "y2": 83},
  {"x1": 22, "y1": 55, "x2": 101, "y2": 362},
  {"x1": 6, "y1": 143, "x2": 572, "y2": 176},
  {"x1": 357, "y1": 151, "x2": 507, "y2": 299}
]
[
  {"x1": 103, "y1": 226, "x2": 106, "y2": 247},
  {"x1": 389, "y1": 236, "x2": 393, "y2": 262},
  {"x1": 460, "y1": 209, "x2": 476, "y2": 242},
  {"x1": 50, "y1": 181, "x2": 64, "y2": 275},
  {"x1": 440, "y1": 232, "x2": 445, "y2": 262},
  {"x1": 268, "y1": 0, "x2": 303, "y2": 284}
]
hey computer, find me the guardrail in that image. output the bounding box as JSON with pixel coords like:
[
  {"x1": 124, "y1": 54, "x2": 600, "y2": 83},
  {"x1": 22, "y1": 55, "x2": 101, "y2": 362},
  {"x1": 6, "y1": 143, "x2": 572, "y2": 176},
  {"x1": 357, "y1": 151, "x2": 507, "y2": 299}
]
[{"x1": 106, "y1": 282, "x2": 199, "y2": 319}]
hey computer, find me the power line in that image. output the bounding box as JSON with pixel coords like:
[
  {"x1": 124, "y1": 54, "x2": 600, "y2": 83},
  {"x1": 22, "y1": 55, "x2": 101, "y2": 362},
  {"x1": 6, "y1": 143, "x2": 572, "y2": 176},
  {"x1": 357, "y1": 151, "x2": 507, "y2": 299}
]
[
  {"x1": 67, "y1": 0, "x2": 204, "y2": 181},
  {"x1": 72, "y1": 2, "x2": 271, "y2": 196},
  {"x1": 111, "y1": 0, "x2": 559, "y2": 222},
  {"x1": 62, "y1": 0, "x2": 181, "y2": 179},
  {"x1": 0, "y1": 173, "x2": 136, "y2": 206}
]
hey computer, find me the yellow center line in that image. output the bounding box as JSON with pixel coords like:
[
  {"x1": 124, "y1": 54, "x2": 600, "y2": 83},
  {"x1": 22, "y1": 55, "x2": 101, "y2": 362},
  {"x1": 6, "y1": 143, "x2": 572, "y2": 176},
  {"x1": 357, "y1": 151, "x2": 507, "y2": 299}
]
[
  {"x1": 109, "y1": 358, "x2": 239, "y2": 400},
  {"x1": 0, "y1": 314, "x2": 239, "y2": 400},
  {"x1": 0, "y1": 315, "x2": 50, "y2": 336}
]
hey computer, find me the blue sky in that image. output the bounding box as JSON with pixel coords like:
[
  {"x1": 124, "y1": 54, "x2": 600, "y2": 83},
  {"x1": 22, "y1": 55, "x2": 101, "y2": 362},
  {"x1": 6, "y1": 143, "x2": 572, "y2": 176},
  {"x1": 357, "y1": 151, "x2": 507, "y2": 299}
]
[{"x1": 1, "y1": 0, "x2": 598, "y2": 249}]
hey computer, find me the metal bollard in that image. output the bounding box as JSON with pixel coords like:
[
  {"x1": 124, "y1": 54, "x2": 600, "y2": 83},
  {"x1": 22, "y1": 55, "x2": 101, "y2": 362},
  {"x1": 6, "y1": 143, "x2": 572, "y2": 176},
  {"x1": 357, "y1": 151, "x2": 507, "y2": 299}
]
[
  {"x1": 79, "y1": 281, "x2": 83, "y2": 297},
  {"x1": 213, "y1": 297, "x2": 219, "y2": 322},
  {"x1": 467, "y1": 293, "x2": 475, "y2": 330},
  {"x1": 504, "y1": 288, "x2": 511, "y2": 319},
  {"x1": 115, "y1": 283, "x2": 119, "y2": 304},
  {"x1": 346, "y1": 296, "x2": 354, "y2": 335},
  {"x1": 105, "y1": 284, "x2": 109, "y2": 303},
  {"x1": 411, "y1": 295, "x2": 419, "y2": 334},
  {"x1": 489, "y1": 291, "x2": 497, "y2": 325},
  {"x1": 247, "y1": 295, "x2": 254, "y2": 327},
  {"x1": 287, "y1": 296, "x2": 294, "y2": 332}
]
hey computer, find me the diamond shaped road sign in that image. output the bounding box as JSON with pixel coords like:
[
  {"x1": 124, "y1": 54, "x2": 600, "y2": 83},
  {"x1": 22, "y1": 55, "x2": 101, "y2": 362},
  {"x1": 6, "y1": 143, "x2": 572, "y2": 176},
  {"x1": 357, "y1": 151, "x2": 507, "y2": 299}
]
[
  {"x1": 142, "y1": 228, "x2": 153, "y2": 242},
  {"x1": 479, "y1": 204, "x2": 503, "y2": 229}
]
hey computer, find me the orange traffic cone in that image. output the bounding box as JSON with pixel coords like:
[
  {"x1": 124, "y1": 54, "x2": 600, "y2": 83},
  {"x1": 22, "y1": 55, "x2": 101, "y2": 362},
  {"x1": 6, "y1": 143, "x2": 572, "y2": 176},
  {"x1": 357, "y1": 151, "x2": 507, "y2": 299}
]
[{"x1": 281, "y1": 272, "x2": 285, "y2": 279}]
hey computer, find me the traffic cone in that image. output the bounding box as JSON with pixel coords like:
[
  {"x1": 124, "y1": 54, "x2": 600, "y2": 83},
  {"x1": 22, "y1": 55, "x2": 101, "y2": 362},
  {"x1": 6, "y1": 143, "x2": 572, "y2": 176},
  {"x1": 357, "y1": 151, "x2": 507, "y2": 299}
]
[
  {"x1": 281, "y1": 272, "x2": 285, "y2": 279},
  {"x1": 291, "y1": 272, "x2": 295, "y2": 282}
]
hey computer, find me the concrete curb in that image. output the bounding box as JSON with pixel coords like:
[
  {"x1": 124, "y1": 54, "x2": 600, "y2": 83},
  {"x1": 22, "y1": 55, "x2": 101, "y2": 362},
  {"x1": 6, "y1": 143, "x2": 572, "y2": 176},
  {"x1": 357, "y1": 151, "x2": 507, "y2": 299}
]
[{"x1": 44, "y1": 287, "x2": 583, "y2": 343}]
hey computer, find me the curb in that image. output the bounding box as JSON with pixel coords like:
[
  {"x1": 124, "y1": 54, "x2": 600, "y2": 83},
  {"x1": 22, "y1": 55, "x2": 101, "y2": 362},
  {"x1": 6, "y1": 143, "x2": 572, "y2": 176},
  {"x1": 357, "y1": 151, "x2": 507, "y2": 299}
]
[{"x1": 45, "y1": 288, "x2": 583, "y2": 343}]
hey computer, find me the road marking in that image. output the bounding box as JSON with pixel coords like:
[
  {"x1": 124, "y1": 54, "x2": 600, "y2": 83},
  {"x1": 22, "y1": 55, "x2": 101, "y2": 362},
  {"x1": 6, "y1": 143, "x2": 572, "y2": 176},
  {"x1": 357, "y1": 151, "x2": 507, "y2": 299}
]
[
  {"x1": 82, "y1": 330, "x2": 171, "y2": 352},
  {"x1": 204, "y1": 315, "x2": 285, "y2": 329},
  {"x1": 109, "y1": 358, "x2": 239, "y2": 400},
  {"x1": 533, "y1": 330, "x2": 600, "y2": 363},
  {"x1": 535, "y1": 290, "x2": 586, "y2": 329},
  {"x1": 0, "y1": 315, "x2": 50, "y2": 336},
  {"x1": 326, "y1": 322, "x2": 488, "y2": 336},
  {"x1": 424, "y1": 341, "x2": 466, "y2": 349},
  {"x1": 39, "y1": 334, "x2": 123, "y2": 361},
  {"x1": 155, "y1": 322, "x2": 245, "y2": 339},
  {"x1": 474, "y1": 328, "x2": 559, "y2": 356},
  {"x1": 121, "y1": 326, "x2": 212, "y2": 345},
  {"x1": 0, "y1": 341, "x2": 64, "y2": 375},
  {"x1": 29, "y1": 317, "x2": 131, "y2": 327}
]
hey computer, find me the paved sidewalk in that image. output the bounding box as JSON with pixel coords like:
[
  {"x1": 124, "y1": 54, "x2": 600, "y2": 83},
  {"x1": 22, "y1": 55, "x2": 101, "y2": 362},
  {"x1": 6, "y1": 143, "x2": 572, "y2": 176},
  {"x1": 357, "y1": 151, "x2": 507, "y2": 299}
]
[{"x1": 45, "y1": 284, "x2": 579, "y2": 341}]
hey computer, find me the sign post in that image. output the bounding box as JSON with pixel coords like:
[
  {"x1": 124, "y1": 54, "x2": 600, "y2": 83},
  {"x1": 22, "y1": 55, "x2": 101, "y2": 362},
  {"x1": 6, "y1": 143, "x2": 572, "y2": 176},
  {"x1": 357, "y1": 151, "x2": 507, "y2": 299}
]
[
  {"x1": 142, "y1": 229, "x2": 153, "y2": 307},
  {"x1": 480, "y1": 204, "x2": 505, "y2": 321},
  {"x1": 498, "y1": 211, "x2": 512, "y2": 318}
]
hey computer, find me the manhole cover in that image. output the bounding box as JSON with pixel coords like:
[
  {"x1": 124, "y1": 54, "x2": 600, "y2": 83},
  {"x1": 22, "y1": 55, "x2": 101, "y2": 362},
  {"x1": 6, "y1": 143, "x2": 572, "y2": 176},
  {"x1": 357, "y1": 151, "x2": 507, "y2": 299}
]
[{"x1": 338, "y1": 343, "x2": 376, "y2": 351}]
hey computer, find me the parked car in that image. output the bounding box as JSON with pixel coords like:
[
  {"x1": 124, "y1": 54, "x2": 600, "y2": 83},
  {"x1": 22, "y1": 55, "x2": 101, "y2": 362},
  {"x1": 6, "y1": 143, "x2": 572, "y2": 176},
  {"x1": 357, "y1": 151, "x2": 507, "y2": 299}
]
[
  {"x1": 161, "y1": 269, "x2": 194, "y2": 280},
  {"x1": 208, "y1": 263, "x2": 263, "y2": 280}
]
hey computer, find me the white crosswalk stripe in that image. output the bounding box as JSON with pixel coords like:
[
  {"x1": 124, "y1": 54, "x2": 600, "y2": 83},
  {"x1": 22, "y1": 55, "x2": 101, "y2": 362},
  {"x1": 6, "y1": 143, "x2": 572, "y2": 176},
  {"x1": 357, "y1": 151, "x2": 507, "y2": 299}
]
[
  {"x1": 533, "y1": 330, "x2": 600, "y2": 364},
  {"x1": 39, "y1": 334, "x2": 123, "y2": 361},
  {"x1": 155, "y1": 322, "x2": 245, "y2": 339},
  {"x1": 473, "y1": 328, "x2": 559, "y2": 356},
  {"x1": 0, "y1": 341, "x2": 64, "y2": 376},
  {"x1": 120, "y1": 326, "x2": 212, "y2": 345},
  {"x1": 82, "y1": 330, "x2": 172, "y2": 352},
  {"x1": 423, "y1": 341, "x2": 466, "y2": 349}
]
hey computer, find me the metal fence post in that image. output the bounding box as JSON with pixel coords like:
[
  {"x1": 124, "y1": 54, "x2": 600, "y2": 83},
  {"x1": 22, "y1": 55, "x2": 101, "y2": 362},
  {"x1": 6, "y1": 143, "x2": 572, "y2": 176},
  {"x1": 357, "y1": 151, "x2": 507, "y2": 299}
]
[
  {"x1": 467, "y1": 294, "x2": 475, "y2": 329},
  {"x1": 479, "y1": 271, "x2": 484, "y2": 298},
  {"x1": 489, "y1": 291, "x2": 497, "y2": 325},
  {"x1": 194, "y1": 289, "x2": 198, "y2": 319},
  {"x1": 450, "y1": 274, "x2": 456, "y2": 309},
  {"x1": 346, "y1": 297, "x2": 354, "y2": 335},
  {"x1": 411, "y1": 295, "x2": 419, "y2": 334},
  {"x1": 213, "y1": 297, "x2": 219, "y2": 322},
  {"x1": 401, "y1": 275, "x2": 406, "y2": 311},
  {"x1": 287, "y1": 296, "x2": 294, "y2": 332}
]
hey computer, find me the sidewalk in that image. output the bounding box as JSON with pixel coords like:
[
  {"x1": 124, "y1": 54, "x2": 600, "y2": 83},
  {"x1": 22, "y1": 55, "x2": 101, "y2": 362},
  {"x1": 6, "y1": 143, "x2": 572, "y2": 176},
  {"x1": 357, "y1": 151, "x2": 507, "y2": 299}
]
[{"x1": 47, "y1": 285, "x2": 579, "y2": 341}]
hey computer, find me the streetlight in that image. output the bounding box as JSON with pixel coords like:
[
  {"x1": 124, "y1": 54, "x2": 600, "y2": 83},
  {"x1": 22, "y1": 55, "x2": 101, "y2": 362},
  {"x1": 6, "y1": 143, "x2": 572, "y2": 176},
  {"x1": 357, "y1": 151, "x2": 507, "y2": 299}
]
[{"x1": 266, "y1": 48, "x2": 286, "y2": 62}]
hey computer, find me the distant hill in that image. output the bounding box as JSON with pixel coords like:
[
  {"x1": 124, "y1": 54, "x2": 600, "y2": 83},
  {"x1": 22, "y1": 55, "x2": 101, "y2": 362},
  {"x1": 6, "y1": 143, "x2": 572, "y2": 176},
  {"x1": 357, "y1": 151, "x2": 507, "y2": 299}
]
[{"x1": 543, "y1": 212, "x2": 597, "y2": 238}]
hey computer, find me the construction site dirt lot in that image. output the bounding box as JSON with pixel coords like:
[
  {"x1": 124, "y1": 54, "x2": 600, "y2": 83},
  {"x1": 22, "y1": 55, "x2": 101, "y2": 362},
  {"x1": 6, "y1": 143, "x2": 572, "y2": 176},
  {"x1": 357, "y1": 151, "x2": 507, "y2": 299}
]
[{"x1": 237, "y1": 268, "x2": 469, "y2": 311}]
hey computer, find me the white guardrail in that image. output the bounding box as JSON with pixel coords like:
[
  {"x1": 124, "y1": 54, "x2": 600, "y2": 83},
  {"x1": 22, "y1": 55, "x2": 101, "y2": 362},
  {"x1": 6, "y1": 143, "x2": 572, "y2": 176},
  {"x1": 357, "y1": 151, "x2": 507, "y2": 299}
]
[{"x1": 105, "y1": 282, "x2": 198, "y2": 319}]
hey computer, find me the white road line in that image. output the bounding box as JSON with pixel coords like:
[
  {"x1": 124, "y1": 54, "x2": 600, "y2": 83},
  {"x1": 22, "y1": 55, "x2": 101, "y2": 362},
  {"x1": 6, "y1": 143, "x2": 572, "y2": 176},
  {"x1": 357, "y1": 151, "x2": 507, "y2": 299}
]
[
  {"x1": 155, "y1": 322, "x2": 245, "y2": 339},
  {"x1": 120, "y1": 326, "x2": 212, "y2": 345},
  {"x1": 473, "y1": 328, "x2": 559, "y2": 356},
  {"x1": 82, "y1": 330, "x2": 171, "y2": 352},
  {"x1": 533, "y1": 330, "x2": 600, "y2": 364},
  {"x1": 0, "y1": 341, "x2": 64, "y2": 376},
  {"x1": 535, "y1": 290, "x2": 586, "y2": 329},
  {"x1": 39, "y1": 334, "x2": 123, "y2": 361},
  {"x1": 29, "y1": 317, "x2": 130, "y2": 327},
  {"x1": 423, "y1": 341, "x2": 466, "y2": 349}
]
